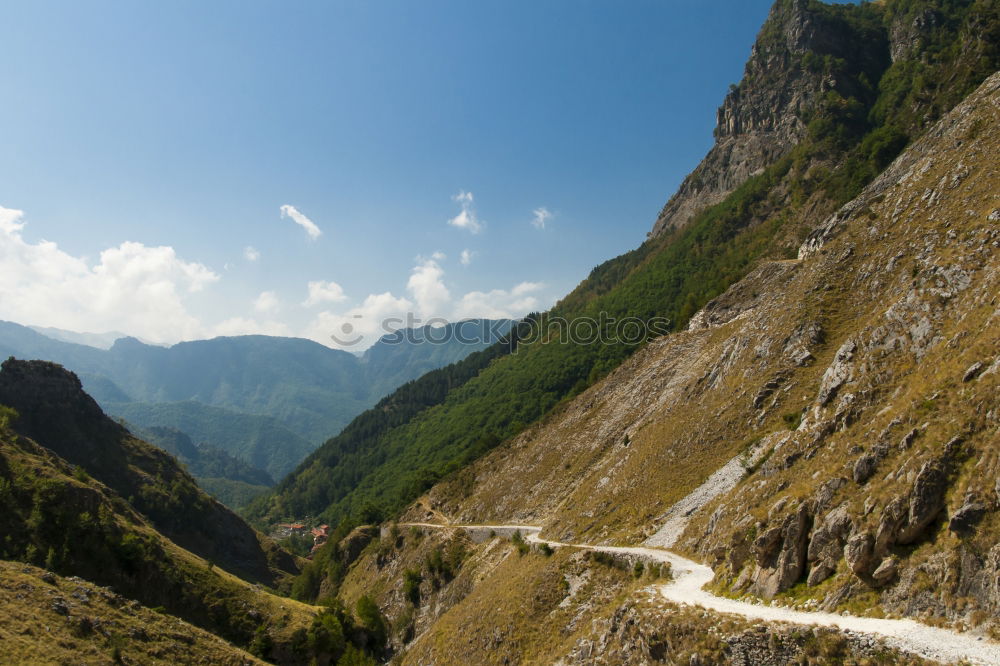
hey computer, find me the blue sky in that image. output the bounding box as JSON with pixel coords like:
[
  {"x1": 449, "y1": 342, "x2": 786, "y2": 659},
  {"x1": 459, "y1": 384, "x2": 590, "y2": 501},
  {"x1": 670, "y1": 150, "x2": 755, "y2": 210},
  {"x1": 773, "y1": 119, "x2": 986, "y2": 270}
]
[{"x1": 1, "y1": 0, "x2": 823, "y2": 348}]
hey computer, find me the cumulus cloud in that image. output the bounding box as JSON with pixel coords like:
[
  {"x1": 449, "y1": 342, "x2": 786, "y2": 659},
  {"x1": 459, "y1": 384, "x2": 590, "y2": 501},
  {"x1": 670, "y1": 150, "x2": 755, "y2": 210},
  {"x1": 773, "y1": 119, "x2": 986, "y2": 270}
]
[
  {"x1": 303, "y1": 280, "x2": 347, "y2": 307},
  {"x1": 301, "y1": 253, "x2": 544, "y2": 349},
  {"x1": 447, "y1": 190, "x2": 484, "y2": 233},
  {"x1": 253, "y1": 290, "x2": 280, "y2": 314},
  {"x1": 244, "y1": 246, "x2": 260, "y2": 262},
  {"x1": 453, "y1": 281, "x2": 543, "y2": 320},
  {"x1": 280, "y1": 204, "x2": 322, "y2": 240},
  {"x1": 460, "y1": 249, "x2": 474, "y2": 266},
  {"x1": 531, "y1": 207, "x2": 553, "y2": 229},
  {"x1": 0, "y1": 205, "x2": 218, "y2": 343},
  {"x1": 304, "y1": 291, "x2": 414, "y2": 351},
  {"x1": 407, "y1": 257, "x2": 451, "y2": 318}
]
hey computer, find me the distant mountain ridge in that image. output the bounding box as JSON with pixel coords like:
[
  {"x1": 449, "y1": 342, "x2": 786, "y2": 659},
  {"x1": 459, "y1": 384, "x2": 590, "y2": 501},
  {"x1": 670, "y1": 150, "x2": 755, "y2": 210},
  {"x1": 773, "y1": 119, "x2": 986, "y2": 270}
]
[{"x1": 0, "y1": 319, "x2": 511, "y2": 483}]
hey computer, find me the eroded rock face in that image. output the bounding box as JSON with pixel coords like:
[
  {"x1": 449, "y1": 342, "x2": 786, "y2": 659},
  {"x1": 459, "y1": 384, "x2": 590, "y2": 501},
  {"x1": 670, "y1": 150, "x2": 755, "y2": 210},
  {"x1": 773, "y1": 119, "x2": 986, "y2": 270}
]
[
  {"x1": 649, "y1": 0, "x2": 888, "y2": 238},
  {"x1": 339, "y1": 525, "x2": 377, "y2": 567},
  {"x1": 897, "y1": 459, "x2": 950, "y2": 544},
  {"x1": 816, "y1": 340, "x2": 856, "y2": 406},
  {"x1": 806, "y1": 504, "x2": 852, "y2": 586},
  {"x1": 750, "y1": 502, "x2": 811, "y2": 597}
]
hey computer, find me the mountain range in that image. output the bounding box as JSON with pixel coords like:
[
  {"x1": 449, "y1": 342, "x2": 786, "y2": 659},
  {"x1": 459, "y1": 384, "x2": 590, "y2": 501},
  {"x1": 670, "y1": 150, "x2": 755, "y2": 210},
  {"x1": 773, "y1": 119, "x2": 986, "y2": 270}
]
[
  {"x1": 0, "y1": 319, "x2": 511, "y2": 486},
  {"x1": 2, "y1": 0, "x2": 999, "y2": 663}
]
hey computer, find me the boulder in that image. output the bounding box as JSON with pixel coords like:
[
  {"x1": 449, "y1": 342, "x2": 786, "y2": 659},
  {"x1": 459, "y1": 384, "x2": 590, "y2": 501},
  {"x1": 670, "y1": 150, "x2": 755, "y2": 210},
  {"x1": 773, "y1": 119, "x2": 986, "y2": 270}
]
[
  {"x1": 817, "y1": 340, "x2": 856, "y2": 406},
  {"x1": 897, "y1": 459, "x2": 950, "y2": 544},
  {"x1": 875, "y1": 497, "x2": 908, "y2": 553},
  {"x1": 872, "y1": 557, "x2": 898, "y2": 586},
  {"x1": 962, "y1": 361, "x2": 984, "y2": 382},
  {"x1": 844, "y1": 530, "x2": 876, "y2": 577},
  {"x1": 853, "y1": 453, "x2": 879, "y2": 484},
  {"x1": 949, "y1": 498, "x2": 987, "y2": 533}
]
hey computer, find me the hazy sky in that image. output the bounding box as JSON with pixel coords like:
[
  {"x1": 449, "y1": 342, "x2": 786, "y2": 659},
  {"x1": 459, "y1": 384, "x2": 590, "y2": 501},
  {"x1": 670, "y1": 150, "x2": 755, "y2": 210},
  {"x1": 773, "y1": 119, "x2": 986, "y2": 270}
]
[{"x1": 1, "y1": 0, "x2": 830, "y2": 349}]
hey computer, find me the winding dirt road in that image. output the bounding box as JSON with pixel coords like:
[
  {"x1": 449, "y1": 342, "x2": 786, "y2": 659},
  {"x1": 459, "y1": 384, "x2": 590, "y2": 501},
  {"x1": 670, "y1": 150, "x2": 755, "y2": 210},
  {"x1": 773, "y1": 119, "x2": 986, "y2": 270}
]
[{"x1": 403, "y1": 522, "x2": 1000, "y2": 665}]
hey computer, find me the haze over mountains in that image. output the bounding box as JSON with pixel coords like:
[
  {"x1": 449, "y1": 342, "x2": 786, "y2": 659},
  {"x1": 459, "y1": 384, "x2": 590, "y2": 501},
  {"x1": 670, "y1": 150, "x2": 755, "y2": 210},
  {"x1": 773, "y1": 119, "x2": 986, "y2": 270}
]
[{"x1": 0, "y1": 319, "x2": 510, "y2": 500}]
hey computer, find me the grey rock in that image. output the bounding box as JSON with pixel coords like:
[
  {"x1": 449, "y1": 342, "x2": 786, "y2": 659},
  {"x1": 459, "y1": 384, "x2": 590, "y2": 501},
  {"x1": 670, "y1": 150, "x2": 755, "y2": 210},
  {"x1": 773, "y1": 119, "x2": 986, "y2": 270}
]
[
  {"x1": 897, "y1": 459, "x2": 950, "y2": 544},
  {"x1": 751, "y1": 503, "x2": 811, "y2": 597},
  {"x1": 872, "y1": 557, "x2": 898, "y2": 586},
  {"x1": 807, "y1": 504, "x2": 852, "y2": 586},
  {"x1": 876, "y1": 497, "x2": 908, "y2": 554},
  {"x1": 962, "y1": 361, "x2": 985, "y2": 382},
  {"x1": 844, "y1": 531, "x2": 876, "y2": 577},
  {"x1": 949, "y1": 500, "x2": 987, "y2": 533},
  {"x1": 853, "y1": 453, "x2": 879, "y2": 485},
  {"x1": 817, "y1": 340, "x2": 856, "y2": 406}
]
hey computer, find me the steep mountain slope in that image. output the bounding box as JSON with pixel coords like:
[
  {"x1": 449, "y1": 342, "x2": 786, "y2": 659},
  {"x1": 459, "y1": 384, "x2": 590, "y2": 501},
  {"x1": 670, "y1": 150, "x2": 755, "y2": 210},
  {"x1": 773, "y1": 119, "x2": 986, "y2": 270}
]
[
  {"x1": 0, "y1": 562, "x2": 266, "y2": 665},
  {"x1": 390, "y1": 69, "x2": 1000, "y2": 659},
  {"x1": 0, "y1": 361, "x2": 400, "y2": 664},
  {"x1": 0, "y1": 359, "x2": 294, "y2": 587},
  {"x1": 253, "y1": 0, "x2": 999, "y2": 536},
  {"x1": 0, "y1": 397, "x2": 318, "y2": 656}
]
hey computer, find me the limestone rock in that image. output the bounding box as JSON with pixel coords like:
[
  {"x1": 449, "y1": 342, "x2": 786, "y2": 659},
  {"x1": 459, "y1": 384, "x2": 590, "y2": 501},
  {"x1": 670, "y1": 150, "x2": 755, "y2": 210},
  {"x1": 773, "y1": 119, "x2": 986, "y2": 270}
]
[
  {"x1": 806, "y1": 504, "x2": 852, "y2": 586},
  {"x1": 872, "y1": 557, "x2": 898, "y2": 587},
  {"x1": 949, "y1": 498, "x2": 987, "y2": 533},
  {"x1": 897, "y1": 459, "x2": 950, "y2": 544},
  {"x1": 751, "y1": 503, "x2": 811, "y2": 597},
  {"x1": 817, "y1": 340, "x2": 856, "y2": 406},
  {"x1": 844, "y1": 530, "x2": 876, "y2": 577}
]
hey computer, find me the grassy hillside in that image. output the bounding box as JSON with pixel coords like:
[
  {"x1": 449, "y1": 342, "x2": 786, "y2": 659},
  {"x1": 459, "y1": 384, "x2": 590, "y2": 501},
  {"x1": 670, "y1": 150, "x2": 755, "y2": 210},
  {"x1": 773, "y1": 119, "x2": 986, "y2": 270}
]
[
  {"x1": 250, "y1": 0, "x2": 1000, "y2": 536},
  {"x1": 0, "y1": 561, "x2": 266, "y2": 665}
]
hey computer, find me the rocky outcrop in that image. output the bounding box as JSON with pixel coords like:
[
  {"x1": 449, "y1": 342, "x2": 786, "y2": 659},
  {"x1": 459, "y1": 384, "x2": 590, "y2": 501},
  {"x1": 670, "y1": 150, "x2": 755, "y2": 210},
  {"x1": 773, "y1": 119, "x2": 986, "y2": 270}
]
[
  {"x1": 896, "y1": 458, "x2": 950, "y2": 545},
  {"x1": 806, "y1": 503, "x2": 852, "y2": 586},
  {"x1": 650, "y1": 0, "x2": 890, "y2": 237},
  {"x1": 844, "y1": 531, "x2": 877, "y2": 578},
  {"x1": 750, "y1": 502, "x2": 811, "y2": 597},
  {"x1": 340, "y1": 525, "x2": 378, "y2": 566}
]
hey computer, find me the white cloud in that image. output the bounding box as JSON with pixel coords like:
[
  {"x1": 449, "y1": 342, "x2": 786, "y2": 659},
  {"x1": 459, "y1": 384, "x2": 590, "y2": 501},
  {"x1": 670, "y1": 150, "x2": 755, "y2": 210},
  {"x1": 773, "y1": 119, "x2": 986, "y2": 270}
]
[
  {"x1": 0, "y1": 205, "x2": 218, "y2": 343},
  {"x1": 0, "y1": 206, "x2": 26, "y2": 234},
  {"x1": 460, "y1": 249, "x2": 474, "y2": 266},
  {"x1": 300, "y1": 255, "x2": 544, "y2": 349},
  {"x1": 531, "y1": 207, "x2": 553, "y2": 229},
  {"x1": 303, "y1": 280, "x2": 347, "y2": 307},
  {"x1": 244, "y1": 246, "x2": 260, "y2": 262},
  {"x1": 453, "y1": 281, "x2": 543, "y2": 320},
  {"x1": 304, "y1": 292, "x2": 414, "y2": 351},
  {"x1": 447, "y1": 190, "x2": 484, "y2": 233},
  {"x1": 407, "y1": 257, "x2": 451, "y2": 318},
  {"x1": 253, "y1": 290, "x2": 280, "y2": 314},
  {"x1": 280, "y1": 204, "x2": 322, "y2": 240}
]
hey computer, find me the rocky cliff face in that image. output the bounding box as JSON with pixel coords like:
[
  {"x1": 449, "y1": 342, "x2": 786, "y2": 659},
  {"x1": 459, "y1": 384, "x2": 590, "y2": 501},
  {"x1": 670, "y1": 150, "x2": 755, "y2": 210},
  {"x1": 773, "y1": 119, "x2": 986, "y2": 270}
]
[{"x1": 650, "y1": 0, "x2": 888, "y2": 237}]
